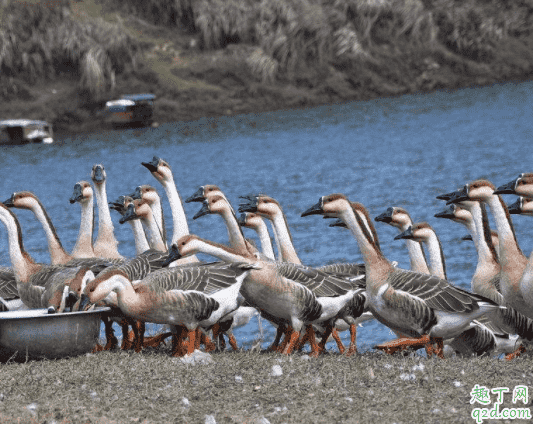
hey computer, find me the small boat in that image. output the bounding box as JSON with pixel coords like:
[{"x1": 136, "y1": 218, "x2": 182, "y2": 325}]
[
  {"x1": 104, "y1": 94, "x2": 156, "y2": 127},
  {"x1": 0, "y1": 120, "x2": 53, "y2": 145}
]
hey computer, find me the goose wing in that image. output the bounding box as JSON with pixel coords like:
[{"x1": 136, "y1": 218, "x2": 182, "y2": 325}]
[
  {"x1": 389, "y1": 269, "x2": 493, "y2": 313},
  {"x1": 275, "y1": 263, "x2": 354, "y2": 297},
  {"x1": 0, "y1": 266, "x2": 18, "y2": 299},
  {"x1": 317, "y1": 262, "x2": 365, "y2": 277}
]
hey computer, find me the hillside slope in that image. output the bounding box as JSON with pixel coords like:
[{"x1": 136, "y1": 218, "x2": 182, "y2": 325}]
[{"x1": 1, "y1": 0, "x2": 532, "y2": 135}]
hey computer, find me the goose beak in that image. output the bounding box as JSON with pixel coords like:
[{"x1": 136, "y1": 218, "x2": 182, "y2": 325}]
[
  {"x1": 394, "y1": 226, "x2": 414, "y2": 240},
  {"x1": 130, "y1": 186, "x2": 142, "y2": 200},
  {"x1": 436, "y1": 191, "x2": 457, "y2": 201},
  {"x1": 161, "y1": 244, "x2": 182, "y2": 267},
  {"x1": 3, "y1": 194, "x2": 15, "y2": 207},
  {"x1": 238, "y1": 198, "x2": 258, "y2": 213},
  {"x1": 141, "y1": 156, "x2": 160, "y2": 173},
  {"x1": 193, "y1": 201, "x2": 210, "y2": 220},
  {"x1": 461, "y1": 234, "x2": 473, "y2": 241},
  {"x1": 374, "y1": 208, "x2": 393, "y2": 223},
  {"x1": 78, "y1": 294, "x2": 91, "y2": 312},
  {"x1": 301, "y1": 199, "x2": 324, "y2": 217},
  {"x1": 446, "y1": 187, "x2": 468, "y2": 205},
  {"x1": 237, "y1": 213, "x2": 247, "y2": 226},
  {"x1": 434, "y1": 205, "x2": 455, "y2": 219},
  {"x1": 69, "y1": 183, "x2": 83, "y2": 204},
  {"x1": 494, "y1": 179, "x2": 517, "y2": 195},
  {"x1": 91, "y1": 165, "x2": 105, "y2": 184},
  {"x1": 507, "y1": 198, "x2": 522, "y2": 214},
  {"x1": 119, "y1": 203, "x2": 138, "y2": 224},
  {"x1": 185, "y1": 187, "x2": 205, "y2": 203},
  {"x1": 329, "y1": 219, "x2": 347, "y2": 228}
]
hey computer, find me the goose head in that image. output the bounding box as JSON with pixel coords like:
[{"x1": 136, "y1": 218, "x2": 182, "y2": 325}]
[
  {"x1": 109, "y1": 195, "x2": 133, "y2": 216},
  {"x1": 119, "y1": 200, "x2": 152, "y2": 224},
  {"x1": 141, "y1": 156, "x2": 173, "y2": 183},
  {"x1": 238, "y1": 194, "x2": 282, "y2": 220},
  {"x1": 52, "y1": 268, "x2": 95, "y2": 312},
  {"x1": 446, "y1": 180, "x2": 496, "y2": 205},
  {"x1": 374, "y1": 206, "x2": 412, "y2": 230},
  {"x1": 185, "y1": 185, "x2": 223, "y2": 203},
  {"x1": 434, "y1": 204, "x2": 473, "y2": 225},
  {"x1": 193, "y1": 195, "x2": 229, "y2": 220},
  {"x1": 495, "y1": 175, "x2": 533, "y2": 198},
  {"x1": 301, "y1": 193, "x2": 350, "y2": 218},
  {"x1": 163, "y1": 235, "x2": 204, "y2": 264},
  {"x1": 3, "y1": 191, "x2": 39, "y2": 210},
  {"x1": 130, "y1": 184, "x2": 160, "y2": 205},
  {"x1": 394, "y1": 222, "x2": 434, "y2": 242},
  {"x1": 237, "y1": 212, "x2": 265, "y2": 230},
  {"x1": 69, "y1": 181, "x2": 93, "y2": 204},
  {"x1": 80, "y1": 269, "x2": 129, "y2": 309},
  {"x1": 91, "y1": 164, "x2": 106, "y2": 185},
  {"x1": 507, "y1": 196, "x2": 533, "y2": 216}
]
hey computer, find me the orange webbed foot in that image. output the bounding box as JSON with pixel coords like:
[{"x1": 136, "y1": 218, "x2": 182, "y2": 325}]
[{"x1": 505, "y1": 345, "x2": 526, "y2": 361}]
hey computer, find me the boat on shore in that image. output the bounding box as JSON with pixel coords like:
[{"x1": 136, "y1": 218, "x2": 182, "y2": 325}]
[
  {"x1": 0, "y1": 120, "x2": 53, "y2": 145},
  {"x1": 104, "y1": 94, "x2": 156, "y2": 128}
]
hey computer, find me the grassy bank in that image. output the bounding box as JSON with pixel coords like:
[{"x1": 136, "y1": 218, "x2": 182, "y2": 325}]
[
  {"x1": 1, "y1": 0, "x2": 533, "y2": 135},
  {"x1": 1, "y1": 346, "x2": 533, "y2": 423}
]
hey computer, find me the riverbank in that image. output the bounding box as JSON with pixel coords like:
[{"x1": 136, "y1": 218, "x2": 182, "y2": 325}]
[{"x1": 1, "y1": 0, "x2": 533, "y2": 136}]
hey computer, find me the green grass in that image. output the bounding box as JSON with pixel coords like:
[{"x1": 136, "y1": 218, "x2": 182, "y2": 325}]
[{"x1": 1, "y1": 346, "x2": 533, "y2": 423}]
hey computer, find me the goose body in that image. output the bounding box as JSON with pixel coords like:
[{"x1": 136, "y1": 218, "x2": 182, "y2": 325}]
[
  {"x1": 237, "y1": 212, "x2": 276, "y2": 260},
  {"x1": 130, "y1": 184, "x2": 167, "y2": 247},
  {"x1": 301, "y1": 194, "x2": 502, "y2": 357},
  {"x1": 69, "y1": 181, "x2": 96, "y2": 259},
  {"x1": 109, "y1": 196, "x2": 151, "y2": 255}
]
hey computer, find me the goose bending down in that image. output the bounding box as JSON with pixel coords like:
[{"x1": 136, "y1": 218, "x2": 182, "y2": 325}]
[
  {"x1": 81, "y1": 260, "x2": 260, "y2": 356},
  {"x1": 374, "y1": 207, "x2": 430, "y2": 275},
  {"x1": 91, "y1": 164, "x2": 123, "y2": 259},
  {"x1": 301, "y1": 194, "x2": 503, "y2": 358},
  {"x1": 141, "y1": 157, "x2": 198, "y2": 265},
  {"x1": 109, "y1": 196, "x2": 151, "y2": 255},
  {"x1": 69, "y1": 181, "x2": 96, "y2": 259},
  {"x1": 130, "y1": 184, "x2": 167, "y2": 247},
  {"x1": 165, "y1": 235, "x2": 365, "y2": 357},
  {"x1": 445, "y1": 180, "x2": 532, "y2": 319},
  {"x1": 237, "y1": 212, "x2": 276, "y2": 260},
  {"x1": 0, "y1": 203, "x2": 103, "y2": 310}
]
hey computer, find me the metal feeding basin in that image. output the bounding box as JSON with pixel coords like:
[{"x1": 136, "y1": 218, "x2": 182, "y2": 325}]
[{"x1": 0, "y1": 307, "x2": 110, "y2": 359}]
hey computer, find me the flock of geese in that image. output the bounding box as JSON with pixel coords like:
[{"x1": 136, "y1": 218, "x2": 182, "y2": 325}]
[{"x1": 2, "y1": 158, "x2": 533, "y2": 359}]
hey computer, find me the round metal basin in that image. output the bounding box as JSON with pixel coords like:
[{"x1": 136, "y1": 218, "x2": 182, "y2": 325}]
[{"x1": 0, "y1": 307, "x2": 110, "y2": 359}]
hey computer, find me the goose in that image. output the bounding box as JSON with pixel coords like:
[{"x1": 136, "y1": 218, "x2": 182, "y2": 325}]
[
  {"x1": 374, "y1": 207, "x2": 430, "y2": 275},
  {"x1": 109, "y1": 196, "x2": 151, "y2": 255},
  {"x1": 301, "y1": 194, "x2": 502, "y2": 358},
  {"x1": 69, "y1": 181, "x2": 96, "y2": 259},
  {"x1": 445, "y1": 180, "x2": 532, "y2": 319},
  {"x1": 237, "y1": 212, "x2": 276, "y2": 260},
  {"x1": 186, "y1": 186, "x2": 258, "y2": 258},
  {"x1": 0, "y1": 202, "x2": 103, "y2": 310},
  {"x1": 394, "y1": 222, "x2": 447, "y2": 280},
  {"x1": 238, "y1": 194, "x2": 369, "y2": 355},
  {"x1": 434, "y1": 201, "x2": 533, "y2": 358},
  {"x1": 119, "y1": 201, "x2": 167, "y2": 253},
  {"x1": 81, "y1": 259, "x2": 260, "y2": 356},
  {"x1": 166, "y1": 235, "x2": 363, "y2": 356},
  {"x1": 507, "y1": 196, "x2": 533, "y2": 216},
  {"x1": 494, "y1": 174, "x2": 533, "y2": 199},
  {"x1": 141, "y1": 157, "x2": 198, "y2": 265},
  {"x1": 130, "y1": 184, "x2": 167, "y2": 247},
  {"x1": 395, "y1": 223, "x2": 522, "y2": 357},
  {"x1": 4, "y1": 191, "x2": 73, "y2": 265},
  {"x1": 91, "y1": 164, "x2": 123, "y2": 259}
]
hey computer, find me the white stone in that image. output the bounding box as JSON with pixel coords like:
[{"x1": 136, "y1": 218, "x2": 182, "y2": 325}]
[{"x1": 271, "y1": 365, "x2": 283, "y2": 377}]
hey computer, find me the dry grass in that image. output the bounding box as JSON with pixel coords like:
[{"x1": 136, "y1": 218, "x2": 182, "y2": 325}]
[{"x1": 1, "y1": 344, "x2": 533, "y2": 423}]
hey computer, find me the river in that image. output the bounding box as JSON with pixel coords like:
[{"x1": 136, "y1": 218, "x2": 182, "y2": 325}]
[{"x1": 1, "y1": 81, "x2": 533, "y2": 351}]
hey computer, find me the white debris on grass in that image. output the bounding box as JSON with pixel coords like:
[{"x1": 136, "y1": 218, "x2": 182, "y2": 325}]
[
  {"x1": 383, "y1": 363, "x2": 393, "y2": 369},
  {"x1": 182, "y1": 397, "x2": 190, "y2": 407},
  {"x1": 180, "y1": 349, "x2": 213, "y2": 365},
  {"x1": 26, "y1": 403, "x2": 38, "y2": 416},
  {"x1": 411, "y1": 363, "x2": 425, "y2": 372},
  {"x1": 235, "y1": 375, "x2": 243, "y2": 383},
  {"x1": 205, "y1": 415, "x2": 216, "y2": 424},
  {"x1": 271, "y1": 365, "x2": 283, "y2": 377},
  {"x1": 345, "y1": 397, "x2": 354, "y2": 403},
  {"x1": 258, "y1": 417, "x2": 271, "y2": 424},
  {"x1": 399, "y1": 373, "x2": 416, "y2": 381},
  {"x1": 453, "y1": 381, "x2": 462, "y2": 387},
  {"x1": 300, "y1": 354, "x2": 310, "y2": 361}
]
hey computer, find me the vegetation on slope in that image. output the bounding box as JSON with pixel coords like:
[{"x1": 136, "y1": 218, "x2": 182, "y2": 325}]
[{"x1": 1, "y1": 0, "x2": 532, "y2": 134}]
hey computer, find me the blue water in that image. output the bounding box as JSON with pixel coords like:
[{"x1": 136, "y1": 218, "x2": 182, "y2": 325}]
[{"x1": 2, "y1": 81, "x2": 533, "y2": 351}]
